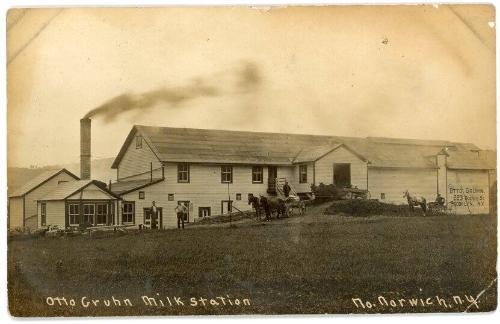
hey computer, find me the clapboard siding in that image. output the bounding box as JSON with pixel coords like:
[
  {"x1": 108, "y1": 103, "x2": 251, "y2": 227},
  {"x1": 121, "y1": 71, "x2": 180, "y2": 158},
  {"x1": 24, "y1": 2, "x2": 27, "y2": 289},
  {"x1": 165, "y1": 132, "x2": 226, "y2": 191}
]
[
  {"x1": 117, "y1": 168, "x2": 164, "y2": 182},
  {"x1": 118, "y1": 135, "x2": 162, "y2": 180},
  {"x1": 20, "y1": 172, "x2": 76, "y2": 230},
  {"x1": 446, "y1": 169, "x2": 490, "y2": 214},
  {"x1": 292, "y1": 163, "x2": 314, "y2": 193},
  {"x1": 315, "y1": 146, "x2": 368, "y2": 189},
  {"x1": 42, "y1": 201, "x2": 66, "y2": 228},
  {"x1": 120, "y1": 163, "x2": 281, "y2": 228},
  {"x1": 8, "y1": 197, "x2": 23, "y2": 229},
  {"x1": 368, "y1": 168, "x2": 437, "y2": 204}
]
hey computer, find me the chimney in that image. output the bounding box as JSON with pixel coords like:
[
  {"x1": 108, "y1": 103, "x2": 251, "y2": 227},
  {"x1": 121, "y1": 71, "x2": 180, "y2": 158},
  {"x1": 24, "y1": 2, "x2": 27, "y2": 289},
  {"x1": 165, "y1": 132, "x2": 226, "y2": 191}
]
[{"x1": 80, "y1": 118, "x2": 91, "y2": 180}]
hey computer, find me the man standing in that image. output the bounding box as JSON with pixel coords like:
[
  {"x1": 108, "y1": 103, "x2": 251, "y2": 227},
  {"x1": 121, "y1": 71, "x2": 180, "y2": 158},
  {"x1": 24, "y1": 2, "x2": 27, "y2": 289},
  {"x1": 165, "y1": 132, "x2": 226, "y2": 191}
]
[
  {"x1": 150, "y1": 201, "x2": 158, "y2": 229},
  {"x1": 175, "y1": 202, "x2": 187, "y2": 229},
  {"x1": 283, "y1": 181, "x2": 291, "y2": 198}
]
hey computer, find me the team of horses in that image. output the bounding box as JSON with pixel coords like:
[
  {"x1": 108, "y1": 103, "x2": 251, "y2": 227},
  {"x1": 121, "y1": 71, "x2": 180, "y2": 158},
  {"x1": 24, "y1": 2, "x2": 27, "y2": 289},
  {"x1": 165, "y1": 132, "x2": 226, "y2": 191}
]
[
  {"x1": 248, "y1": 194, "x2": 306, "y2": 220},
  {"x1": 246, "y1": 190, "x2": 436, "y2": 220}
]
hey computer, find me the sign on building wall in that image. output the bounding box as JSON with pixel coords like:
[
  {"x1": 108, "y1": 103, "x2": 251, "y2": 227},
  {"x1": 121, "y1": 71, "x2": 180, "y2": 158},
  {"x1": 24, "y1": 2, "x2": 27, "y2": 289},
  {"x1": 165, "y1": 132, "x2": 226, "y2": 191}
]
[{"x1": 448, "y1": 184, "x2": 489, "y2": 214}]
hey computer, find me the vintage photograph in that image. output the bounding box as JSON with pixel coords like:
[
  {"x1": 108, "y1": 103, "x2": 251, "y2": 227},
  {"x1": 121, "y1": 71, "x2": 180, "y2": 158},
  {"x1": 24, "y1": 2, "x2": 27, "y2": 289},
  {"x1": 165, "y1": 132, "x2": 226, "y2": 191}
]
[{"x1": 6, "y1": 5, "x2": 497, "y2": 316}]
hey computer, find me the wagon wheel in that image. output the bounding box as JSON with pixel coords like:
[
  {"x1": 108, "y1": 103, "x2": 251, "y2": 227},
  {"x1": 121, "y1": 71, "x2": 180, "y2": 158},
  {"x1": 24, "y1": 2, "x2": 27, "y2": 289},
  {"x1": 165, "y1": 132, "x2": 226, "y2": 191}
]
[{"x1": 345, "y1": 191, "x2": 353, "y2": 199}]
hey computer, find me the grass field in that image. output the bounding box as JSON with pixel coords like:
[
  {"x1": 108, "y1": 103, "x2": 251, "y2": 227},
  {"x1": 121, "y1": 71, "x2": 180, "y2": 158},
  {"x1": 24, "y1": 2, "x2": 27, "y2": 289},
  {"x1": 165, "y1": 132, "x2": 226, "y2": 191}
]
[{"x1": 8, "y1": 209, "x2": 497, "y2": 316}]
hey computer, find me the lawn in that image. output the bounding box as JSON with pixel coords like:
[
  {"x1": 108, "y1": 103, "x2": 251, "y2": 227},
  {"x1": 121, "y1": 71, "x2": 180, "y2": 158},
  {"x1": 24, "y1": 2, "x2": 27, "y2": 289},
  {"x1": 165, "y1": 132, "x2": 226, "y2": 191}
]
[{"x1": 8, "y1": 212, "x2": 497, "y2": 316}]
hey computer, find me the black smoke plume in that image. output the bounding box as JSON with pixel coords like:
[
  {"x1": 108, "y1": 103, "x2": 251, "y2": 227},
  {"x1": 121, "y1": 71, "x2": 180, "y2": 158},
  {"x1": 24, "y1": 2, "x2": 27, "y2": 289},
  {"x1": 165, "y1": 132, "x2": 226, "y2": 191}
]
[{"x1": 84, "y1": 61, "x2": 261, "y2": 122}]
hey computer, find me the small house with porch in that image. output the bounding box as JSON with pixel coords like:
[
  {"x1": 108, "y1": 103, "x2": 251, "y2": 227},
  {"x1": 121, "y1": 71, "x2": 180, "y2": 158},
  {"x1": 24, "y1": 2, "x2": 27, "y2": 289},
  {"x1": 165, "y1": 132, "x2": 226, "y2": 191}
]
[{"x1": 36, "y1": 180, "x2": 119, "y2": 229}]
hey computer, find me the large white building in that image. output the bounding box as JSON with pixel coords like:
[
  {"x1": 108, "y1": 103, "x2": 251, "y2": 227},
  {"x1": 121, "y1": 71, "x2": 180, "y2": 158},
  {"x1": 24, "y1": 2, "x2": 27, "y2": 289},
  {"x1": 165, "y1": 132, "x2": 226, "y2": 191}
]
[
  {"x1": 9, "y1": 124, "x2": 495, "y2": 231},
  {"x1": 106, "y1": 125, "x2": 496, "y2": 229}
]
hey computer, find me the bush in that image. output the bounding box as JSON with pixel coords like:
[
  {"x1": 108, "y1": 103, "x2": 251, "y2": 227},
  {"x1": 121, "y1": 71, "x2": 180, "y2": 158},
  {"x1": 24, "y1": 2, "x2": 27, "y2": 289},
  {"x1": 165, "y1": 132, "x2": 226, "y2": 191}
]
[
  {"x1": 311, "y1": 183, "x2": 343, "y2": 204},
  {"x1": 325, "y1": 199, "x2": 427, "y2": 217}
]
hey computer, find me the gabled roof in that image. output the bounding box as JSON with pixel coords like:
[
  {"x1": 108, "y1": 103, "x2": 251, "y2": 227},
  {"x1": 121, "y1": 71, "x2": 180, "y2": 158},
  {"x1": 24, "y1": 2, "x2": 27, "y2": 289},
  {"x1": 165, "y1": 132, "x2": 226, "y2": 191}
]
[
  {"x1": 9, "y1": 168, "x2": 79, "y2": 198},
  {"x1": 110, "y1": 178, "x2": 164, "y2": 196},
  {"x1": 40, "y1": 180, "x2": 119, "y2": 201},
  {"x1": 110, "y1": 125, "x2": 494, "y2": 170},
  {"x1": 447, "y1": 150, "x2": 497, "y2": 170}
]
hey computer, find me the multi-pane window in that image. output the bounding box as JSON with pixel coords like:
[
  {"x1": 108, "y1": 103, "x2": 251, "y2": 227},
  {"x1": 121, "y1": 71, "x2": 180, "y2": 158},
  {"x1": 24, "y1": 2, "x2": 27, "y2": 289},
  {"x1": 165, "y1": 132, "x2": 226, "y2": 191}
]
[
  {"x1": 236, "y1": 193, "x2": 242, "y2": 200},
  {"x1": 139, "y1": 191, "x2": 145, "y2": 199},
  {"x1": 122, "y1": 202, "x2": 135, "y2": 224},
  {"x1": 199, "y1": 207, "x2": 211, "y2": 218},
  {"x1": 252, "y1": 166, "x2": 263, "y2": 183},
  {"x1": 96, "y1": 204, "x2": 108, "y2": 225},
  {"x1": 221, "y1": 166, "x2": 233, "y2": 183},
  {"x1": 83, "y1": 204, "x2": 95, "y2": 226},
  {"x1": 41, "y1": 203, "x2": 47, "y2": 226},
  {"x1": 299, "y1": 164, "x2": 308, "y2": 183},
  {"x1": 177, "y1": 163, "x2": 190, "y2": 183},
  {"x1": 68, "y1": 204, "x2": 80, "y2": 226},
  {"x1": 136, "y1": 135, "x2": 142, "y2": 149}
]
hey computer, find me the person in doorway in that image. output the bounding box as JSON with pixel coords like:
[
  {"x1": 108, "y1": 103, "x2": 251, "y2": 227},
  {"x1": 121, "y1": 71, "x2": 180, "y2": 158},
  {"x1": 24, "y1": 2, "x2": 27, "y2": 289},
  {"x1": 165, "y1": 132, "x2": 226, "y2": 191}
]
[
  {"x1": 175, "y1": 202, "x2": 188, "y2": 229},
  {"x1": 283, "y1": 181, "x2": 291, "y2": 198},
  {"x1": 150, "y1": 201, "x2": 158, "y2": 229}
]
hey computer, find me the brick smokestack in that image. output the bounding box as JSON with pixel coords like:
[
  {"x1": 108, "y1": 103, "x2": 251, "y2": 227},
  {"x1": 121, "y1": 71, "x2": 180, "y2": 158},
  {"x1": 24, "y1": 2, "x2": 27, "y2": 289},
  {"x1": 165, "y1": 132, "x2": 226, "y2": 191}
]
[{"x1": 80, "y1": 118, "x2": 91, "y2": 180}]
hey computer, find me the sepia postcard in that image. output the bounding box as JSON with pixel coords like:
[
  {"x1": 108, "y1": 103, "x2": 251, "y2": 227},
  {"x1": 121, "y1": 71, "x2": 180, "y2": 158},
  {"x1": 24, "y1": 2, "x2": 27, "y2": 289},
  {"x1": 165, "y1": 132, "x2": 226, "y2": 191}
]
[{"x1": 5, "y1": 4, "x2": 497, "y2": 317}]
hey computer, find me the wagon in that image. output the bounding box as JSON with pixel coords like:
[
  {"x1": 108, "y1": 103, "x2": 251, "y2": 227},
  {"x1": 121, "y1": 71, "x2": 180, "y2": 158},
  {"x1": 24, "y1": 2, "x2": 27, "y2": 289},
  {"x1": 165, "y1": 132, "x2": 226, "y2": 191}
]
[{"x1": 342, "y1": 187, "x2": 371, "y2": 200}]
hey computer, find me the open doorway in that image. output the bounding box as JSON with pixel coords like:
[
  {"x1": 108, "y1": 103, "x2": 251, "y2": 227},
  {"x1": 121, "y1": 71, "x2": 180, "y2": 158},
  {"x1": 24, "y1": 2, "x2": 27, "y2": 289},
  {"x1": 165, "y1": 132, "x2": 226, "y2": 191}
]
[{"x1": 334, "y1": 163, "x2": 351, "y2": 188}]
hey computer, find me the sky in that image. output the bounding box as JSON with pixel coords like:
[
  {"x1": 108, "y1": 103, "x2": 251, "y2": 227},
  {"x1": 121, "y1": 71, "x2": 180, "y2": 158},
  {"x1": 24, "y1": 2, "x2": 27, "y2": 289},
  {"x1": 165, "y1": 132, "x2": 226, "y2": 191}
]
[{"x1": 7, "y1": 5, "x2": 496, "y2": 168}]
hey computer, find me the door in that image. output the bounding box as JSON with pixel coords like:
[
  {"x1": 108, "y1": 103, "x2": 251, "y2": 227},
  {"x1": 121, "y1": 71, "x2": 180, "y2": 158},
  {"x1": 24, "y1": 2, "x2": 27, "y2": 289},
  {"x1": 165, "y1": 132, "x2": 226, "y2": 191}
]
[
  {"x1": 177, "y1": 201, "x2": 190, "y2": 223},
  {"x1": 143, "y1": 207, "x2": 163, "y2": 229},
  {"x1": 334, "y1": 163, "x2": 351, "y2": 188},
  {"x1": 221, "y1": 200, "x2": 232, "y2": 215},
  {"x1": 268, "y1": 166, "x2": 278, "y2": 193}
]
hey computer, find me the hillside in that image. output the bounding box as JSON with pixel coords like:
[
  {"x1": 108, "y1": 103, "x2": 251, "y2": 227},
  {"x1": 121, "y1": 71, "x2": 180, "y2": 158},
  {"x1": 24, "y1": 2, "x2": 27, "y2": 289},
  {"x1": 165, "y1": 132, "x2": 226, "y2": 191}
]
[{"x1": 7, "y1": 157, "x2": 116, "y2": 195}]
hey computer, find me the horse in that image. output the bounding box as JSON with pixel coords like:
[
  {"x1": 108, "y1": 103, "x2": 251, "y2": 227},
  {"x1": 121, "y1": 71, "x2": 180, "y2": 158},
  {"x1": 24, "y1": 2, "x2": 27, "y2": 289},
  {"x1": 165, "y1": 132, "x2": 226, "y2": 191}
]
[
  {"x1": 284, "y1": 195, "x2": 306, "y2": 216},
  {"x1": 266, "y1": 196, "x2": 288, "y2": 218},
  {"x1": 403, "y1": 190, "x2": 427, "y2": 215},
  {"x1": 248, "y1": 195, "x2": 288, "y2": 220},
  {"x1": 248, "y1": 194, "x2": 261, "y2": 220}
]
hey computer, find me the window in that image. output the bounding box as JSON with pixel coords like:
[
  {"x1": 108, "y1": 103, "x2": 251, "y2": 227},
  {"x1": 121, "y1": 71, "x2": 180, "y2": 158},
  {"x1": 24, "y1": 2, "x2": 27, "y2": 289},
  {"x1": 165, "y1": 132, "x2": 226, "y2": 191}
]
[
  {"x1": 199, "y1": 207, "x2": 211, "y2": 218},
  {"x1": 221, "y1": 166, "x2": 233, "y2": 183},
  {"x1": 381, "y1": 193, "x2": 386, "y2": 200},
  {"x1": 96, "y1": 204, "x2": 108, "y2": 225},
  {"x1": 299, "y1": 165, "x2": 308, "y2": 183},
  {"x1": 252, "y1": 166, "x2": 263, "y2": 183},
  {"x1": 41, "y1": 203, "x2": 46, "y2": 226},
  {"x1": 139, "y1": 191, "x2": 145, "y2": 199},
  {"x1": 177, "y1": 163, "x2": 190, "y2": 183},
  {"x1": 68, "y1": 204, "x2": 80, "y2": 226},
  {"x1": 122, "y1": 202, "x2": 135, "y2": 224},
  {"x1": 83, "y1": 204, "x2": 95, "y2": 226},
  {"x1": 136, "y1": 135, "x2": 142, "y2": 149},
  {"x1": 168, "y1": 194, "x2": 174, "y2": 201},
  {"x1": 236, "y1": 193, "x2": 242, "y2": 201},
  {"x1": 333, "y1": 163, "x2": 351, "y2": 188}
]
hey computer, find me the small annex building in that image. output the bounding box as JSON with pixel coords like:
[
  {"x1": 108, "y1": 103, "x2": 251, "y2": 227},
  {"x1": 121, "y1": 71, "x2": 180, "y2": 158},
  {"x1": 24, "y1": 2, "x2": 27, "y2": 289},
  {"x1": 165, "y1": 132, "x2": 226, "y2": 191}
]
[
  {"x1": 8, "y1": 168, "x2": 79, "y2": 230},
  {"x1": 36, "y1": 180, "x2": 119, "y2": 229}
]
